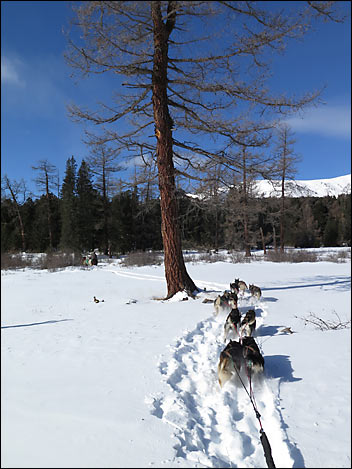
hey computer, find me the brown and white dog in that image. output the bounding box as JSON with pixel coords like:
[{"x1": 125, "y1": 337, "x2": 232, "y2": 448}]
[
  {"x1": 230, "y1": 278, "x2": 248, "y2": 296},
  {"x1": 214, "y1": 291, "x2": 238, "y2": 317},
  {"x1": 239, "y1": 309, "x2": 256, "y2": 337},
  {"x1": 218, "y1": 337, "x2": 264, "y2": 388},
  {"x1": 249, "y1": 284, "x2": 262, "y2": 300}
]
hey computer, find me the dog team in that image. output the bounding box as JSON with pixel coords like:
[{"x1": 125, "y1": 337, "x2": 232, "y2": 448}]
[{"x1": 215, "y1": 278, "x2": 265, "y2": 388}]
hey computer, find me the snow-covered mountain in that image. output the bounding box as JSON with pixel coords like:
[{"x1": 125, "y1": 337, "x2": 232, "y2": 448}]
[
  {"x1": 254, "y1": 174, "x2": 351, "y2": 198},
  {"x1": 188, "y1": 174, "x2": 351, "y2": 200}
]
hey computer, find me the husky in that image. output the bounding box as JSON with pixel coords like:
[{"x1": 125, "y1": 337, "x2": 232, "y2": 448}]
[
  {"x1": 218, "y1": 338, "x2": 264, "y2": 388},
  {"x1": 241, "y1": 336, "x2": 265, "y2": 373},
  {"x1": 223, "y1": 307, "x2": 241, "y2": 342},
  {"x1": 230, "y1": 278, "x2": 248, "y2": 295},
  {"x1": 218, "y1": 340, "x2": 244, "y2": 388},
  {"x1": 214, "y1": 291, "x2": 237, "y2": 317},
  {"x1": 249, "y1": 284, "x2": 262, "y2": 300},
  {"x1": 239, "y1": 309, "x2": 256, "y2": 337}
]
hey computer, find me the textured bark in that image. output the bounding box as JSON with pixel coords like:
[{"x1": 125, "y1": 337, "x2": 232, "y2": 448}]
[{"x1": 151, "y1": 2, "x2": 197, "y2": 298}]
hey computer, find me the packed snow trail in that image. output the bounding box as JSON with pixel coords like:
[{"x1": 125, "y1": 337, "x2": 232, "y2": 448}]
[
  {"x1": 108, "y1": 267, "x2": 295, "y2": 467},
  {"x1": 146, "y1": 292, "x2": 294, "y2": 468}
]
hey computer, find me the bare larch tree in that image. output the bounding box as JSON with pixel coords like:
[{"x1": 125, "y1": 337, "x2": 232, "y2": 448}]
[
  {"x1": 273, "y1": 123, "x2": 301, "y2": 252},
  {"x1": 2, "y1": 176, "x2": 28, "y2": 252},
  {"x1": 65, "y1": 1, "x2": 343, "y2": 298}
]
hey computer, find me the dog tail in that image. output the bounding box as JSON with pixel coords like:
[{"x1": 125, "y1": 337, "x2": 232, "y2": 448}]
[{"x1": 218, "y1": 356, "x2": 230, "y2": 388}]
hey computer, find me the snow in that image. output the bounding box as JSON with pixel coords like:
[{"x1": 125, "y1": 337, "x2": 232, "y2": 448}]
[
  {"x1": 254, "y1": 174, "x2": 351, "y2": 198},
  {"x1": 187, "y1": 174, "x2": 351, "y2": 200},
  {"x1": 1, "y1": 249, "x2": 351, "y2": 468}
]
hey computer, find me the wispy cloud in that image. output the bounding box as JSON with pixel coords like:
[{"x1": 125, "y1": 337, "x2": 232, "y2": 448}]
[
  {"x1": 2, "y1": 53, "x2": 68, "y2": 119},
  {"x1": 285, "y1": 105, "x2": 351, "y2": 139},
  {"x1": 1, "y1": 56, "x2": 25, "y2": 87}
]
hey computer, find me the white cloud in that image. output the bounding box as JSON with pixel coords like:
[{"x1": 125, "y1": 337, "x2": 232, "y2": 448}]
[
  {"x1": 285, "y1": 105, "x2": 351, "y2": 139},
  {"x1": 1, "y1": 56, "x2": 25, "y2": 87}
]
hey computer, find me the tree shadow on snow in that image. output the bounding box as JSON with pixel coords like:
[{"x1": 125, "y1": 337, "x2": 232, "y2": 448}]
[
  {"x1": 256, "y1": 324, "x2": 281, "y2": 337},
  {"x1": 262, "y1": 276, "x2": 350, "y2": 293},
  {"x1": 264, "y1": 354, "x2": 302, "y2": 382},
  {"x1": 261, "y1": 296, "x2": 278, "y2": 302},
  {"x1": 1, "y1": 319, "x2": 73, "y2": 329}
]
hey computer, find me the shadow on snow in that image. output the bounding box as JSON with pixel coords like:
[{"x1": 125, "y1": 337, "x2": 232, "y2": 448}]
[{"x1": 1, "y1": 319, "x2": 73, "y2": 329}]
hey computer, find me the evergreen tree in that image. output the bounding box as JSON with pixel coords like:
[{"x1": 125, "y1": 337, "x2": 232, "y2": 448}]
[
  {"x1": 60, "y1": 156, "x2": 78, "y2": 250},
  {"x1": 87, "y1": 144, "x2": 120, "y2": 255},
  {"x1": 110, "y1": 191, "x2": 138, "y2": 254},
  {"x1": 323, "y1": 217, "x2": 339, "y2": 247},
  {"x1": 76, "y1": 160, "x2": 99, "y2": 251}
]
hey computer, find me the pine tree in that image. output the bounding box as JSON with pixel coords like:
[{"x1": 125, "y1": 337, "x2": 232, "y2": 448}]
[
  {"x1": 323, "y1": 217, "x2": 339, "y2": 247},
  {"x1": 76, "y1": 160, "x2": 99, "y2": 251},
  {"x1": 60, "y1": 156, "x2": 78, "y2": 250},
  {"x1": 87, "y1": 144, "x2": 120, "y2": 255}
]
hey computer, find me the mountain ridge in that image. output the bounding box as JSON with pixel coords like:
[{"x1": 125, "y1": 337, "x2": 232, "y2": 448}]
[
  {"x1": 254, "y1": 174, "x2": 351, "y2": 198},
  {"x1": 188, "y1": 174, "x2": 351, "y2": 199}
]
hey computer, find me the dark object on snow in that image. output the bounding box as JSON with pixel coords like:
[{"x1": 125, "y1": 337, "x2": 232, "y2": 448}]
[{"x1": 260, "y1": 430, "x2": 276, "y2": 468}]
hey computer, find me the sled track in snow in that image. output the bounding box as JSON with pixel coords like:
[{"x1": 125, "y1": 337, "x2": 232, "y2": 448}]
[
  {"x1": 147, "y1": 295, "x2": 295, "y2": 468},
  {"x1": 108, "y1": 268, "x2": 233, "y2": 293},
  {"x1": 107, "y1": 268, "x2": 295, "y2": 467}
]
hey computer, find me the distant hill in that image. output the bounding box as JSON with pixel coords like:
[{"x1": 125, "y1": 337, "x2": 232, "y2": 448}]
[
  {"x1": 188, "y1": 174, "x2": 351, "y2": 200},
  {"x1": 254, "y1": 174, "x2": 351, "y2": 198}
]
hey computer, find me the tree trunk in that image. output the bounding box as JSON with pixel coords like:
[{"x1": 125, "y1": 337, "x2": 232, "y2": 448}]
[
  {"x1": 45, "y1": 172, "x2": 53, "y2": 249},
  {"x1": 273, "y1": 225, "x2": 277, "y2": 251},
  {"x1": 7, "y1": 181, "x2": 26, "y2": 252},
  {"x1": 151, "y1": 2, "x2": 197, "y2": 299},
  {"x1": 280, "y1": 170, "x2": 285, "y2": 252}
]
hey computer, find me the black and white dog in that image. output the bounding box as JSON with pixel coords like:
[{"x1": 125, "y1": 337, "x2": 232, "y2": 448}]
[
  {"x1": 218, "y1": 337, "x2": 264, "y2": 388},
  {"x1": 223, "y1": 307, "x2": 241, "y2": 342},
  {"x1": 239, "y1": 309, "x2": 256, "y2": 337},
  {"x1": 241, "y1": 336, "x2": 264, "y2": 373}
]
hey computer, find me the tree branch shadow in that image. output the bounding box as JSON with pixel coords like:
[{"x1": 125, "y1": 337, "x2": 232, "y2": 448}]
[{"x1": 1, "y1": 319, "x2": 73, "y2": 329}]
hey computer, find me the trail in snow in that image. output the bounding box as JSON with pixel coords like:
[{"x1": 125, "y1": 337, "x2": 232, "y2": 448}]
[
  {"x1": 107, "y1": 267, "x2": 230, "y2": 293},
  {"x1": 147, "y1": 290, "x2": 294, "y2": 468},
  {"x1": 107, "y1": 266, "x2": 295, "y2": 467}
]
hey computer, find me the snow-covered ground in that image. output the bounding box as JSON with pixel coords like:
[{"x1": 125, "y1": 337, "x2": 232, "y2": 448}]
[{"x1": 1, "y1": 249, "x2": 351, "y2": 468}]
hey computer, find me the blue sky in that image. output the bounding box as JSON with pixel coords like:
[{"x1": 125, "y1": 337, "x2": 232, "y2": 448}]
[{"x1": 1, "y1": 1, "x2": 351, "y2": 197}]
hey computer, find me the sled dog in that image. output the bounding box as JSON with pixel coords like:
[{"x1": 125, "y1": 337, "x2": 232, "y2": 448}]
[
  {"x1": 223, "y1": 307, "x2": 241, "y2": 342},
  {"x1": 241, "y1": 336, "x2": 265, "y2": 373},
  {"x1": 239, "y1": 309, "x2": 256, "y2": 337},
  {"x1": 230, "y1": 278, "x2": 248, "y2": 295},
  {"x1": 214, "y1": 291, "x2": 237, "y2": 317},
  {"x1": 218, "y1": 338, "x2": 264, "y2": 388},
  {"x1": 249, "y1": 284, "x2": 262, "y2": 300}
]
